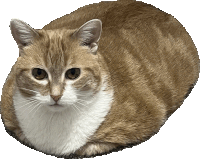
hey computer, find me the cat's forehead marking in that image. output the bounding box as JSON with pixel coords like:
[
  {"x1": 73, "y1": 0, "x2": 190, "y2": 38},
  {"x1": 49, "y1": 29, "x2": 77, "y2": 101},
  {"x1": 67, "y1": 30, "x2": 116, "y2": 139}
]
[
  {"x1": 47, "y1": 30, "x2": 63, "y2": 40},
  {"x1": 44, "y1": 30, "x2": 67, "y2": 71}
]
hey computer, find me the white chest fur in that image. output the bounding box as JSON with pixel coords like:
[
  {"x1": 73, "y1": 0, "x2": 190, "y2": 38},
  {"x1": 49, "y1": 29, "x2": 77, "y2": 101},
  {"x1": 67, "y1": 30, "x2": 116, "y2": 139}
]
[{"x1": 13, "y1": 83, "x2": 113, "y2": 156}]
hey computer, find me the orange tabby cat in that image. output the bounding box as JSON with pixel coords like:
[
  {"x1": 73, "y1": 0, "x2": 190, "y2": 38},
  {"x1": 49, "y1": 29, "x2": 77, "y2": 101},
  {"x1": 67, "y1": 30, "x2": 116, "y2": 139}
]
[{"x1": 0, "y1": 0, "x2": 199, "y2": 158}]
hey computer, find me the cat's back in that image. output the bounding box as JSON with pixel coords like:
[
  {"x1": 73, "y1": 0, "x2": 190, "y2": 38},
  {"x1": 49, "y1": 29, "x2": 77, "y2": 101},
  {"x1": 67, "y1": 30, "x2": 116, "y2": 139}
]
[
  {"x1": 43, "y1": 0, "x2": 167, "y2": 30},
  {"x1": 44, "y1": 0, "x2": 199, "y2": 117}
]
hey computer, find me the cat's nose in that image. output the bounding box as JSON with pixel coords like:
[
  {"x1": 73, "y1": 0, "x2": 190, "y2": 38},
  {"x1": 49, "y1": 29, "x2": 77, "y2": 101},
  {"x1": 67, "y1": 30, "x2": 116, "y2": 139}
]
[{"x1": 50, "y1": 95, "x2": 62, "y2": 102}]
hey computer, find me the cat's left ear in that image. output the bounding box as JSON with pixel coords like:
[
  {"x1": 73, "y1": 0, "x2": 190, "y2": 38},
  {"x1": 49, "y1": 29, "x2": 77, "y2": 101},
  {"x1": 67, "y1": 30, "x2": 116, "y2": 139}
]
[
  {"x1": 73, "y1": 19, "x2": 102, "y2": 54},
  {"x1": 10, "y1": 19, "x2": 39, "y2": 48}
]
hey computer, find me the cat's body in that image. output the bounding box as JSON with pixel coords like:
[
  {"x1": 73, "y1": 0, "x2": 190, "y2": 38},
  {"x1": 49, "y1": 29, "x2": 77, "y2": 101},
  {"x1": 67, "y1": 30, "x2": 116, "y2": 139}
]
[{"x1": 0, "y1": 0, "x2": 199, "y2": 158}]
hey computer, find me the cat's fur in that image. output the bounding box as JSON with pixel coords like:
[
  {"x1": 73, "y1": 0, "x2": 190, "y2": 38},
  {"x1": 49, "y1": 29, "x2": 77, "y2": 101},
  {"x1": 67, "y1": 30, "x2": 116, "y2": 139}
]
[{"x1": 0, "y1": 0, "x2": 199, "y2": 158}]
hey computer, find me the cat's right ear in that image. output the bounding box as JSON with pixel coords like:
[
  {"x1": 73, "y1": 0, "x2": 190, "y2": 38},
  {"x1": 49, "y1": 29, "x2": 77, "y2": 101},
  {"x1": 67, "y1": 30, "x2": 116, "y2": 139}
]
[
  {"x1": 10, "y1": 19, "x2": 39, "y2": 49},
  {"x1": 72, "y1": 19, "x2": 102, "y2": 55}
]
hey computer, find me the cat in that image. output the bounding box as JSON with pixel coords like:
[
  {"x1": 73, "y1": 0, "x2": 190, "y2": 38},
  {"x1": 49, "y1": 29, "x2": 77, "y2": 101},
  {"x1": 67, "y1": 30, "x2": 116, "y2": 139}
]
[{"x1": 0, "y1": 0, "x2": 199, "y2": 158}]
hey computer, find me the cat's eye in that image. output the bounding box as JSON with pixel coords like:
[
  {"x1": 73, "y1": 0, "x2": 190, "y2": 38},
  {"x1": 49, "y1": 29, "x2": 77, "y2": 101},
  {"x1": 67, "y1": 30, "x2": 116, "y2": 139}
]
[
  {"x1": 32, "y1": 68, "x2": 48, "y2": 80},
  {"x1": 65, "y1": 68, "x2": 80, "y2": 80}
]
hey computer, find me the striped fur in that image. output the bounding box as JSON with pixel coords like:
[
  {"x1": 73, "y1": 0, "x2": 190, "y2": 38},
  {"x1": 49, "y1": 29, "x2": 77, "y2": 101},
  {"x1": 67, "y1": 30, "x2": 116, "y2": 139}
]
[{"x1": 1, "y1": 0, "x2": 199, "y2": 158}]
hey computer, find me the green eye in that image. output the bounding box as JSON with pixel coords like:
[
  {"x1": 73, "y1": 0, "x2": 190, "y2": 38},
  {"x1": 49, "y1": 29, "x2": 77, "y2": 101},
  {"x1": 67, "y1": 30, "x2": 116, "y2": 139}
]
[
  {"x1": 65, "y1": 68, "x2": 80, "y2": 80},
  {"x1": 32, "y1": 68, "x2": 48, "y2": 80}
]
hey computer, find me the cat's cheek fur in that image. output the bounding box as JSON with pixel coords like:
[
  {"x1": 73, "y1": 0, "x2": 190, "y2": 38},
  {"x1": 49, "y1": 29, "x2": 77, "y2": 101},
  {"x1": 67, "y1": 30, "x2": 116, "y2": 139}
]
[
  {"x1": 33, "y1": 79, "x2": 48, "y2": 86},
  {"x1": 60, "y1": 81, "x2": 78, "y2": 106}
]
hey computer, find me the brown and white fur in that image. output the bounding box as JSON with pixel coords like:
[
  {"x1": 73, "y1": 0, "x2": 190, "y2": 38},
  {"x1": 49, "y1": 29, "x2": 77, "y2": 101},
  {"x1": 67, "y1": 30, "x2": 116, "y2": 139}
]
[{"x1": 0, "y1": 0, "x2": 199, "y2": 158}]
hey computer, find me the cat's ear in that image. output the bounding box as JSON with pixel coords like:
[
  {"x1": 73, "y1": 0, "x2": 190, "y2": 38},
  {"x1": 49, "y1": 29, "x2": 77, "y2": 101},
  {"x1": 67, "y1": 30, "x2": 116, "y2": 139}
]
[
  {"x1": 10, "y1": 19, "x2": 39, "y2": 48},
  {"x1": 73, "y1": 19, "x2": 102, "y2": 54}
]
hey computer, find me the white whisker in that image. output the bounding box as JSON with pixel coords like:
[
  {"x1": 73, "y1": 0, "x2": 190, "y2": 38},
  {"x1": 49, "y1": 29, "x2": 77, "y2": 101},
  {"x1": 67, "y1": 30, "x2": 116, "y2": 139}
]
[
  {"x1": 15, "y1": 100, "x2": 38, "y2": 111},
  {"x1": 75, "y1": 94, "x2": 88, "y2": 97},
  {"x1": 28, "y1": 103, "x2": 40, "y2": 116},
  {"x1": 16, "y1": 86, "x2": 39, "y2": 94},
  {"x1": 72, "y1": 104, "x2": 82, "y2": 115},
  {"x1": 15, "y1": 97, "x2": 38, "y2": 104},
  {"x1": 76, "y1": 101, "x2": 92, "y2": 109},
  {"x1": 38, "y1": 107, "x2": 50, "y2": 121},
  {"x1": 26, "y1": 103, "x2": 41, "y2": 128},
  {"x1": 76, "y1": 93, "x2": 98, "y2": 101},
  {"x1": 19, "y1": 101, "x2": 39, "y2": 115},
  {"x1": 77, "y1": 99, "x2": 96, "y2": 105},
  {"x1": 75, "y1": 91, "x2": 92, "y2": 96},
  {"x1": 71, "y1": 104, "x2": 78, "y2": 113},
  {"x1": 77, "y1": 99, "x2": 88, "y2": 103},
  {"x1": 32, "y1": 104, "x2": 42, "y2": 118},
  {"x1": 76, "y1": 101, "x2": 86, "y2": 107},
  {"x1": 72, "y1": 103, "x2": 97, "y2": 121},
  {"x1": 76, "y1": 93, "x2": 87, "y2": 97}
]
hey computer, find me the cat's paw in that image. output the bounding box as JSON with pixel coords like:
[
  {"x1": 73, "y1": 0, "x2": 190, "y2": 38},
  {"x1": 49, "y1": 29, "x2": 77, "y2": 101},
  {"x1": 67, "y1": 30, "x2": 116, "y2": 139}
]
[{"x1": 75, "y1": 142, "x2": 118, "y2": 157}]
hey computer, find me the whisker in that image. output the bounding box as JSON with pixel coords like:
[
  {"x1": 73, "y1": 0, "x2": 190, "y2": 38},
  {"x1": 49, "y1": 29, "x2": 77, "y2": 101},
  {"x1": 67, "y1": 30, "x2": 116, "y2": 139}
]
[
  {"x1": 16, "y1": 86, "x2": 39, "y2": 94},
  {"x1": 76, "y1": 97, "x2": 96, "y2": 104},
  {"x1": 20, "y1": 101, "x2": 39, "y2": 115},
  {"x1": 28, "y1": 103, "x2": 41, "y2": 116},
  {"x1": 72, "y1": 104, "x2": 82, "y2": 115},
  {"x1": 14, "y1": 98, "x2": 38, "y2": 105},
  {"x1": 60, "y1": 100, "x2": 73, "y2": 104},
  {"x1": 14, "y1": 100, "x2": 32, "y2": 106},
  {"x1": 39, "y1": 109, "x2": 47, "y2": 119},
  {"x1": 76, "y1": 93, "x2": 98, "y2": 101},
  {"x1": 77, "y1": 99, "x2": 89, "y2": 102},
  {"x1": 77, "y1": 96, "x2": 96, "y2": 102},
  {"x1": 61, "y1": 97, "x2": 96, "y2": 109},
  {"x1": 72, "y1": 103, "x2": 96, "y2": 121},
  {"x1": 27, "y1": 99, "x2": 39, "y2": 102},
  {"x1": 59, "y1": 100, "x2": 96, "y2": 121},
  {"x1": 76, "y1": 96, "x2": 100, "y2": 106},
  {"x1": 26, "y1": 103, "x2": 41, "y2": 128},
  {"x1": 75, "y1": 90, "x2": 93, "y2": 94},
  {"x1": 75, "y1": 101, "x2": 86, "y2": 107},
  {"x1": 14, "y1": 100, "x2": 38, "y2": 111},
  {"x1": 74, "y1": 103, "x2": 90, "y2": 116},
  {"x1": 71, "y1": 104, "x2": 77, "y2": 113},
  {"x1": 76, "y1": 92, "x2": 92, "y2": 97},
  {"x1": 32, "y1": 104, "x2": 42, "y2": 118},
  {"x1": 75, "y1": 94, "x2": 89, "y2": 97},
  {"x1": 77, "y1": 101, "x2": 89, "y2": 108}
]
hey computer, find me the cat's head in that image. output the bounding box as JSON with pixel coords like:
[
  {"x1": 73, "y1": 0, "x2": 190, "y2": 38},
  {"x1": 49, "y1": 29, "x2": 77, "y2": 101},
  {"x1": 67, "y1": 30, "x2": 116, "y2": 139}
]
[{"x1": 10, "y1": 19, "x2": 103, "y2": 112}]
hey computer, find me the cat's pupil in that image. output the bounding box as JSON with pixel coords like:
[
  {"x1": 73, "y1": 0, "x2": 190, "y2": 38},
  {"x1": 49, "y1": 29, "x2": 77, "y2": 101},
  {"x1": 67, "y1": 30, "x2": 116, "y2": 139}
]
[
  {"x1": 37, "y1": 69, "x2": 42, "y2": 75},
  {"x1": 65, "y1": 68, "x2": 80, "y2": 80},
  {"x1": 71, "y1": 69, "x2": 75, "y2": 75},
  {"x1": 32, "y1": 68, "x2": 47, "y2": 80}
]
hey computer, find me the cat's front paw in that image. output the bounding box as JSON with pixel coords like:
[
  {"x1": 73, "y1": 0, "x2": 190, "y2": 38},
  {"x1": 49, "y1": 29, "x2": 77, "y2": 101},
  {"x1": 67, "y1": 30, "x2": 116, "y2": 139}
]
[{"x1": 75, "y1": 142, "x2": 119, "y2": 157}]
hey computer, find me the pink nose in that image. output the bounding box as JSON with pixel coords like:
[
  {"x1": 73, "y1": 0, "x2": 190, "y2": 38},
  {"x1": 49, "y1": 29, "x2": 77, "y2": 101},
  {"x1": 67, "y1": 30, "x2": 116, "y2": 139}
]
[{"x1": 50, "y1": 95, "x2": 62, "y2": 102}]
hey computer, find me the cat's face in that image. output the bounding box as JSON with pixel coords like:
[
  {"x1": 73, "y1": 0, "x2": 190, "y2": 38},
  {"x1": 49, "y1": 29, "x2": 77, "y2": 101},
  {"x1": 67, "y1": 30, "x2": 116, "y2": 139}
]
[{"x1": 12, "y1": 19, "x2": 102, "y2": 112}]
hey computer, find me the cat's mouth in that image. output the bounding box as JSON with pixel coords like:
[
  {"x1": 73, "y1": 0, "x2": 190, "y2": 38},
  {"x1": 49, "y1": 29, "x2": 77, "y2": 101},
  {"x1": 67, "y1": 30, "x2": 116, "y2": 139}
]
[
  {"x1": 47, "y1": 104, "x2": 66, "y2": 112},
  {"x1": 49, "y1": 104, "x2": 63, "y2": 107}
]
